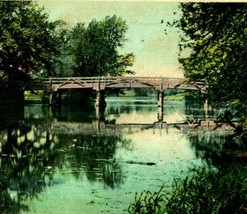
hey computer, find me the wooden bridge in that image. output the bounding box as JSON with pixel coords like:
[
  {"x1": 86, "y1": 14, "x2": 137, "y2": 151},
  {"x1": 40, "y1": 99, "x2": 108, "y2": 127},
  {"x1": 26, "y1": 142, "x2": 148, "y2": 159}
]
[
  {"x1": 30, "y1": 76, "x2": 206, "y2": 118},
  {"x1": 38, "y1": 76, "x2": 205, "y2": 92}
]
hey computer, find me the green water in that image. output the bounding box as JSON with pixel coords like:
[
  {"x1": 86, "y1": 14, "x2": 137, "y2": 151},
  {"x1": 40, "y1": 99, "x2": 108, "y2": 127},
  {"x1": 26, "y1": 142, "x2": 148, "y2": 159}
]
[{"x1": 0, "y1": 97, "x2": 233, "y2": 214}]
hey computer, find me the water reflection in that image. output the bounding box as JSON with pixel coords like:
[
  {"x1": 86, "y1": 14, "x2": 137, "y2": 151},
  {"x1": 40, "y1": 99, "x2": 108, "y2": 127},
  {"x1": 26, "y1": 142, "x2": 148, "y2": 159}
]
[
  {"x1": 0, "y1": 122, "x2": 55, "y2": 213},
  {"x1": 0, "y1": 98, "x2": 221, "y2": 213},
  {"x1": 56, "y1": 134, "x2": 131, "y2": 188},
  {"x1": 0, "y1": 118, "x2": 131, "y2": 212},
  {"x1": 188, "y1": 127, "x2": 247, "y2": 166}
]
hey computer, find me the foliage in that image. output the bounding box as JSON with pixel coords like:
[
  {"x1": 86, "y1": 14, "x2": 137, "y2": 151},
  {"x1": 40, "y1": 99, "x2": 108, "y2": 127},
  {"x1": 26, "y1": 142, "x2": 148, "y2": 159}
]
[
  {"x1": 128, "y1": 184, "x2": 167, "y2": 214},
  {"x1": 69, "y1": 15, "x2": 135, "y2": 77},
  {"x1": 0, "y1": 1, "x2": 134, "y2": 96},
  {"x1": 0, "y1": 1, "x2": 63, "y2": 89},
  {"x1": 240, "y1": 118, "x2": 247, "y2": 142},
  {"x1": 24, "y1": 90, "x2": 46, "y2": 103},
  {"x1": 177, "y1": 3, "x2": 247, "y2": 107},
  {"x1": 129, "y1": 164, "x2": 247, "y2": 213},
  {"x1": 133, "y1": 88, "x2": 155, "y2": 97},
  {"x1": 53, "y1": 28, "x2": 75, "y2": 77}
]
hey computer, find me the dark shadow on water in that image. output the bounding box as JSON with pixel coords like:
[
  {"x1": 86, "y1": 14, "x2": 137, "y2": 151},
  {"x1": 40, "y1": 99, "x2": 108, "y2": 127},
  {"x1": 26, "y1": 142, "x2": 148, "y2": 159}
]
[
  {"x1": 188, "y1": 129, "x2": 247, "y2": 166},
  {"x1": 0, "y1": 106, "x2": 24, "y2": 127},
  {"x1": 0, "y1": 106, "x2": 132, "y2": 212}
]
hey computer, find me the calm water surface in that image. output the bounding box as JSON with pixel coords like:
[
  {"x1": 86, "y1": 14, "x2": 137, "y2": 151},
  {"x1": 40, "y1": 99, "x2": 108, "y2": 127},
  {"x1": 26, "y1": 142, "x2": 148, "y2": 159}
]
[{"x1": 0, "y1": 97, "x2": 231, "y2": 213}]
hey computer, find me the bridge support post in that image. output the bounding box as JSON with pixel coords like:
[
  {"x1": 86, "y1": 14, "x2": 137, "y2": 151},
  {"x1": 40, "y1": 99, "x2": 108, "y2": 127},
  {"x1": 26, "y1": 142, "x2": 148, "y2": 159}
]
[
  {"x1": 157, "y1": 90, "x2": 164, "y2": 121},
  {"x1": 95, "y1": 90, "x2": 106, "y2": 107},
  {"x1": 157, "y1": 106, "x2": 164, "y2": 122},
  {"x1": 48, "y1": 91, "x2": 62, "y2": 109},
  {"x1": 204, "y1": 97, "x2": 209, "y2": 121},
  {"x1": 95, "y1": 90, "x2": 101, "y2": 108},
  {"x1": 48, "y1": 92, "x2": 53, "y2": 106},
  {"x1": 95, "y1": 90, "x2": 106, "y2": 119}
]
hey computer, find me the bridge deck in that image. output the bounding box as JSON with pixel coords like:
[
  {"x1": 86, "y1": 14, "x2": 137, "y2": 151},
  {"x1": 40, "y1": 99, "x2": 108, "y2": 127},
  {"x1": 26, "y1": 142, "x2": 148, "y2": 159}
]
[{"x1": 31, "y1": 76, "x2": 205, "y2": 91}]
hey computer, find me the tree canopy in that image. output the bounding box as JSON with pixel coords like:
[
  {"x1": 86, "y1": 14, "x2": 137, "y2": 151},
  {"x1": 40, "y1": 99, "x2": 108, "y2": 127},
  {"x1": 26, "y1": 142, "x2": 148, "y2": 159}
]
[
  {"x1": 0, "y1": 1, "x2": 134, "y2": 88},
  {"x1": 68, "y1": 15, "x2": 134, "y2": 77},
  {"x1": 177, "y1": 3, "x2": 247, "y2": 107},
  {"x1": 0, "y1": 1, "x2": 63, "y2": 89}
]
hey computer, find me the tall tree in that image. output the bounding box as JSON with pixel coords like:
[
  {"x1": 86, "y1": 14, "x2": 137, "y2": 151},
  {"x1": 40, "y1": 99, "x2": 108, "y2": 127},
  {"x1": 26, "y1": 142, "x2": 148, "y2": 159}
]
[
  {"x1": 177, "y1": 3, "x2": 247, "y2": 107},
  {"x1": 0, "y1": 1, "x2": 62, "y2": 89},
  {"x1": 70, "y1": 15, "x2": 134, "y2": 77},
  {"x1": 53, "y1": 28, "x2": 74, "y2": 77}
]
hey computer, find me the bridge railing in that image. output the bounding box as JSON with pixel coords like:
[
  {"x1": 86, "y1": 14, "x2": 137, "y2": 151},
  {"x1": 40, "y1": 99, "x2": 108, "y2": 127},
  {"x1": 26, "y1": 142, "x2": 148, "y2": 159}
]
[
  {"x1": 42, "y1": 76, "x2": 189, "y2": 85},
  {"x1": 31, "y1": 76, "x2": 205, "y2": 91}
]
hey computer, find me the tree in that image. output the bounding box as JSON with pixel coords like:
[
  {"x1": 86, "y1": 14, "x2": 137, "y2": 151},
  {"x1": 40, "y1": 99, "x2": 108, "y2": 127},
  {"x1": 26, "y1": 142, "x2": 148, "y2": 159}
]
[
  {"x1": 69, "y1": 15, "x2": 134, "y2": 77},
  {"x1": 0, "y1": 1, "x2": 63, "y2": 89},
  {"x1": 177, "y1": 3, "x2": 247, "y2": 108},
  {"x1": 53, "y1": 28, "x2": 75, "y2": 77}
]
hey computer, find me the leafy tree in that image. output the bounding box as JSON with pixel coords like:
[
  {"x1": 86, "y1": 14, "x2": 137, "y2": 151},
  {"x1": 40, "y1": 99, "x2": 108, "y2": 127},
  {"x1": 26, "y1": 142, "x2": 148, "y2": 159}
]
[
  {"x1": 0, "y1": 1, "x2": 63, "y2": 89},
  {"x1": 53, "y1": 28, "x2": 75, "y2": 77},
  {"x1": 69, "y1": 15, "x2": 135, "y2": 77},
  {"x1": 176, "y1": 3, "x2": 247, "y2": 108}
]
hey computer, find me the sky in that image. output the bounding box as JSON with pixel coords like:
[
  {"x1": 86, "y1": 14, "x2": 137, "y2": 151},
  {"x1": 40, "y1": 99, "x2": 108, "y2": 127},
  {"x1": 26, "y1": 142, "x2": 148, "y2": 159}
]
[{"x1": 37, "y1": 1, "x2": 184, "y2": 77}]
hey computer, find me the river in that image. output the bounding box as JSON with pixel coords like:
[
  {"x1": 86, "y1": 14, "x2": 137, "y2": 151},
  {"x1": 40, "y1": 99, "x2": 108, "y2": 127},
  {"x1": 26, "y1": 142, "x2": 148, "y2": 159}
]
[{"x1": 0, "y1": 97, "x2": 234, "y2": 213}]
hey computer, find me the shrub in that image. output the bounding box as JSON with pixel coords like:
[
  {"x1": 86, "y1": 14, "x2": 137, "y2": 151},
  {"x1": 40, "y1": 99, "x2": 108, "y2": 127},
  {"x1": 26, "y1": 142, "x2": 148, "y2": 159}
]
[{"x1": 128, "y1": 164, "x2": 247, "y2": 214}]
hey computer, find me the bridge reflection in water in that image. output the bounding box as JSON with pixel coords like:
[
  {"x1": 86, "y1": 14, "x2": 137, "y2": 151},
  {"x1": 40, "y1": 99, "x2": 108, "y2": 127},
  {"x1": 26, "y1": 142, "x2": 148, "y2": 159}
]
[{"x1": 48, "y1": 118, "x2": 233, "y2": 137}]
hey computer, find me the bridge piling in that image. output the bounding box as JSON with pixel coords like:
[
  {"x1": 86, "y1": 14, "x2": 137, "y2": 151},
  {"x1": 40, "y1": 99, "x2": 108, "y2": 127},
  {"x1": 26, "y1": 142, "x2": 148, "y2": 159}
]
[
  {"x1": 157, "y1": 90, "x2": 164, "y2": 121},
  {"x1": 95, "y1": 90, "x2": 106, "y2": 120},
  {"x1": 157, "y1": 106, "x2": 164, "y2": 122},
  {"x1": 95, "y1": 90, "x2": 106, "y2": 107},
  {"x1": 157, "y1": 90, "x2": 164, "y2": 107},
  {"x1": 95, "y1": 90, "x2": 100, "y2": 107},
  {"x1": 48, "y1": 90, "x2": 62, "y2": 109},
  {"x1": 48, "y1": 92, "x2": 53, "y2": 106},
  {"x1": 204, "y1": 98, "x2": 209, "y2": 121}
]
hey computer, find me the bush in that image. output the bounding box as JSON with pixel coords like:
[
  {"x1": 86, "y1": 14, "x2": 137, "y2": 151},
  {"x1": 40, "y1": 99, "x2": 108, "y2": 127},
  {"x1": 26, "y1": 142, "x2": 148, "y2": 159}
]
[{"x1": 128, "y1": 164, "x2": 247, "y2": 214}]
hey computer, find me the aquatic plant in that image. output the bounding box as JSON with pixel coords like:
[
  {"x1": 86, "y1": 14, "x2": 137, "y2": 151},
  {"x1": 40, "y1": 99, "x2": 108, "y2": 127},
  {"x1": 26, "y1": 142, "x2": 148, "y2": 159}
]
[
  {"x1": 128, "y1": 184, "x2": 167, "y2": 214},
  {"x1": 128, "y1": 164, "x2": 247, "y2": 214}
]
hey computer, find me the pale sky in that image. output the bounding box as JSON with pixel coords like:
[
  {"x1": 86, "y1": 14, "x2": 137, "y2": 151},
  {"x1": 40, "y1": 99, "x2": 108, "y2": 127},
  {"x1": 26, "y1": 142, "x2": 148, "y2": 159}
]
[{"x1": 38, "y1": 1, "x2": 184, "y2": 77}]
